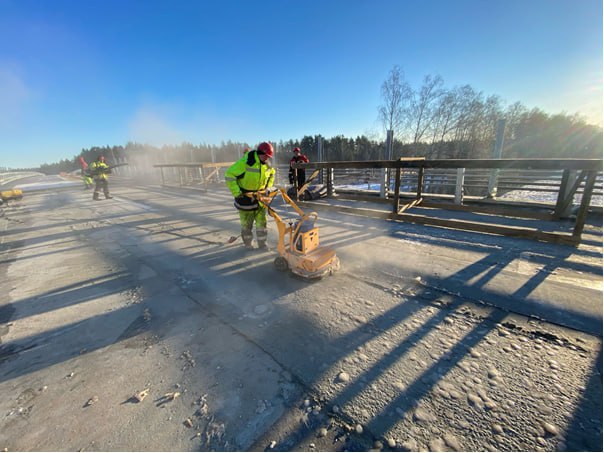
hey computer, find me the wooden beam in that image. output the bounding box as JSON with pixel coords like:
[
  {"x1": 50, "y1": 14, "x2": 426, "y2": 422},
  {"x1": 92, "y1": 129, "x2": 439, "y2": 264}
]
[
  {"x1": 398, "y1": 198, "x2": 423, "y2": 214},
  {"x1": 204, "y1": 167, "x2": 220, "y2": 184},
  {"x1": 392, "y1": 167, "x2": 401, "y2": 214},
  {"x1": 416, "y1": 167, "x2": 424, "y2": 199},
  {"x1": 420, "y1": 200, "x2": 555, "y2": 220},
  {"x1": 298, "y1": 201, "x2": 579, "y2": 246},
  {"x1": 296, "y1": 158, "x2": 603, "y2": 171},
  {"x1": 573, "y1": 171, "x2": 598, "y2": 238},
  {"x1": 330, "y1": 193, "x2": 556, "y2": 220},
  {"x1": 554, "y1": 170, "x2": 586, "y2": 218},
  {"x1": 153, "y1": 162, "x2": 235, "y2": 168}
]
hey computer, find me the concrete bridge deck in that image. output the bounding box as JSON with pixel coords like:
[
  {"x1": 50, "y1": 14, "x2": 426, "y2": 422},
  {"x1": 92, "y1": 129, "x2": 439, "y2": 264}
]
[{"x1": 0, "y1": 180, "x2": 601, "y2": 451}]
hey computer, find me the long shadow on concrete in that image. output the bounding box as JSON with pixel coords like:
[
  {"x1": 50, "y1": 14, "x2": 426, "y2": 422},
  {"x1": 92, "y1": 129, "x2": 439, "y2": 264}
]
[{"x1": 1, "y1": 184, "x2": 601, "y2": 451}]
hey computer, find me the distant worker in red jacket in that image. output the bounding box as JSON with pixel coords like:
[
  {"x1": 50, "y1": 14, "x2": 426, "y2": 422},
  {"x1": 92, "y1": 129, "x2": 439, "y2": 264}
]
[{"x1": 289, "y1": 147, "x2": 310, "y2": 189}]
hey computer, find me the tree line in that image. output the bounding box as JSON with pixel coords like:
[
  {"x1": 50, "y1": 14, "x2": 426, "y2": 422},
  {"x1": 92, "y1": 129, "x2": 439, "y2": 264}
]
[
  {"x1": 377, "y1": 66, "x2": 602, "y2": 161},
  {"x1": 34, "y1": 66, "x2": 601, "y2": 175}
]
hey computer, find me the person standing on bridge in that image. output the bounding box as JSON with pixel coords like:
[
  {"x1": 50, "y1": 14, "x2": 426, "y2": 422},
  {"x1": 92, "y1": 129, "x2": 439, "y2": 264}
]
[
  {"x1": 225, "y1": 142, "x2": 275, "y2": 250},
  {"x1": 289, "y1": 147, "x2": 310, "y2": 189},
  {"x1": 78, "y1": 156, "x2": 93, "y2": 190},
  {"x1": 90, "y1": 155, "x2": 113, "y2": 201}
]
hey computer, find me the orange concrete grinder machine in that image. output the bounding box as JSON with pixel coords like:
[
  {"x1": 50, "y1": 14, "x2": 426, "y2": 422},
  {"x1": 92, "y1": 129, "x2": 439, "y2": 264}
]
[{"x1": 250, "y1": 186, "x2": 340, "y2": 279}]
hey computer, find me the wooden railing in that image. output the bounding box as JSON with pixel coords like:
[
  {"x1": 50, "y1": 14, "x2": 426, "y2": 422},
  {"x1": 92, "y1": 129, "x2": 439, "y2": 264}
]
[
  {"x1": 292, "y1": 158, "x2": 603, "y2": 246},
  {"x1": 153, "y1": 162, "x2": 234, "y2": 188}
]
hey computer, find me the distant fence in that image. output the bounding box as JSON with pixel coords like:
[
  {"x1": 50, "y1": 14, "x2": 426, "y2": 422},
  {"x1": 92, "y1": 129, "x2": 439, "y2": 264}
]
[
  {"x1": 0, "y1": 172, "x2": 44, "y2": 186},
  {"x1": 151, "y1": 162, "x2": 296, "y2": 188},
  {"x1": 152, "y1": 162, "x2": 234, "y2": 188}
]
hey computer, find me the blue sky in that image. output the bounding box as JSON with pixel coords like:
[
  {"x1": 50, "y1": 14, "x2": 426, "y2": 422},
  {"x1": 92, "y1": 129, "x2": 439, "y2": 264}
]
[{"x1": 1, "y1": 0, "x2": 602, "y2": 168}]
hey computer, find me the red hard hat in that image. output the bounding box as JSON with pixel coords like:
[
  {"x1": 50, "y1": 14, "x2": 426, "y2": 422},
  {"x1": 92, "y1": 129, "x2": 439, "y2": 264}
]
[
  {"x1": 257, "y1": 142, "x2": 274, "y2": 158},
  {"x1": 293, "y1": 147, "x2": 301, "y2": 153}
]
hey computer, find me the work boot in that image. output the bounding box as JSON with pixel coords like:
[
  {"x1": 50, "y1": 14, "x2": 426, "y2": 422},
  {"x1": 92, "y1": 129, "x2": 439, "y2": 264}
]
[
  {"x1": 257, "y1": 241, "x2": 268, "y2": 250},
  {"x1": 105, "y1": 195, "x2": 113, "y2": 199},
  {"x1": 93, "y1": 193, "x2": 100, "y2": 201},
  {"x1": 241, "y1": 229, "x2": 253, "y2": 249}
]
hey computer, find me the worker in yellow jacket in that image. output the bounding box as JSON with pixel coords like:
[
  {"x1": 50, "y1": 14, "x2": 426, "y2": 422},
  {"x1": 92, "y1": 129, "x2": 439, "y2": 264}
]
[
  {"x1": 89, "y1": 155, "x2": 113, "y2": 200},
  {"x1": 225, "y1": 142, "x2": 276, "y2": 249}
]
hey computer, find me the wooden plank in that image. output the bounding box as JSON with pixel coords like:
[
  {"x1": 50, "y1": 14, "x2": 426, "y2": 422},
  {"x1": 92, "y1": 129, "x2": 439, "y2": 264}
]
[
  {"x1": 420, "y1": 200, "x2": 555, "y2": 220},
  {"x1": 153, "y1": 162, "x2": 234, "y2": 168},
  {"x1": 554, "y1": 170, "x2": 586, "y2": 218},
  {"x1": 392, "y1": 167, "x2": 401, "y2": 214},
  {"x1": 331, "y1": 192, "x2": 557, "y2": 220},
  {"x1": 298, "y1": 201, "x2": 579, "y2": 246},
  {"x1": 554, "y1": 169, "x2": 572, "y2": 218},
  {"x1": 299, "y1": 158, "x2": 603, "y2": 171},
  {"x1": 204, "y1": 167, "x2": 219, "y2": 184},
  {"x1": 573, "y1": 171, "x2": 598, "y2": 238},
  {"x1": 398, "y1": 198, "x2": 423, "y2": 214},
  {"x1": 417, "y1": 167, "x2": 424, "y2": 199}
]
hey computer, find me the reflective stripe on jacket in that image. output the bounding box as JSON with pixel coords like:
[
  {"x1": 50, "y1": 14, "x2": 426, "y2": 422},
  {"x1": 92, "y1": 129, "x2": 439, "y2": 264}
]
[
  {"x1": 225, "y1": 151, "x2": 275, "y2": 197},
  {"x1": 90, "y1": 161, "x2": 110, "y2": 181}
]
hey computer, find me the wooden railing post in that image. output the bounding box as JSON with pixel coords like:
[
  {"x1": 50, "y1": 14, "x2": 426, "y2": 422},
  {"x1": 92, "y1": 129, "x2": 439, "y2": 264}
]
[
  {"x1": 572, "y1": 170, "x2": 597, "y2": 239},
  {"x1": 327, "y1": 167, "x2": 334, "y2": 197},
  {"x1": 393, "y1": 167, "x2": 401, "y2": 213},
  {"x1": 487, "y1": 119, "x2": 506, "y2": 198},
  {"x1": 454, "y1": 168, "x2": 465, "y2": 204},
  {"x1": 554, "y1": 169, "x2": 579, "y2": 218},
  {"x1": 416, "y1": 167, "x2": 424, "y2": 200},
  {"x1": 293, "y1": 169, "x2": 299, "y2": 200}
]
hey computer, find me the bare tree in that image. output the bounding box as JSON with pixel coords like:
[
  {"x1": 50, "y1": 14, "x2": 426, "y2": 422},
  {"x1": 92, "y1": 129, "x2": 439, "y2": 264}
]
[
  {"x1": 428, "y1": 89, "x2": 460, "y2": 158},
  {"x1": 410, "y1": 74, "x2": 444, "y2": 144},
  {"x1": 448, "y1": 85, "x2": 484, "y2": 157},
  {"x1": 476, "y1": 95, "x2": 504, "y2": 156},
  {"x1": 503, "y1": 101, "x2": 528, "y2": 142},
  {"x1": 378, "y1": 65, "x2": 412, "y2": 140}
]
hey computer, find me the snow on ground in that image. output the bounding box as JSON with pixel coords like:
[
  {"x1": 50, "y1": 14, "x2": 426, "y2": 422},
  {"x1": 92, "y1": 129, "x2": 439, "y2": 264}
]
[
  {"x1": 499, "y1": 187, "x2": 603, "y2": 207},
  {"x1": 336, "y1": 181, "x2": 603, "y2": 207}
]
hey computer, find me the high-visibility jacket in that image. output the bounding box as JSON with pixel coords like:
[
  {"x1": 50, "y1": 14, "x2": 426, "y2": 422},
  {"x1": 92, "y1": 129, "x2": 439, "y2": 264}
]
[
  {"x1": 225, "y1": 151, "x2": 275, "y2": 197},
  {"x1": 90, "y1": 161, "x2": 111, "y2": 181}
]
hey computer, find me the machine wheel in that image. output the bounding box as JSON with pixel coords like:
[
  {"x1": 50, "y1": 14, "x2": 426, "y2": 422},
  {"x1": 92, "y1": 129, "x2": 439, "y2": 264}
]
[{"x1": 274, "y1": 256, "x2": 289, "y2": 271}]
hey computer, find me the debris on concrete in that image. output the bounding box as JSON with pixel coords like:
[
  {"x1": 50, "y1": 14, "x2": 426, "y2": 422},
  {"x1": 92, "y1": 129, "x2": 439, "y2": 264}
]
[
  {"x1": 163, "y1": 391, "x2": 180, "y2": 401},
  {"x1": 0, "y1": 183, "x2": 601, "y2": 452}
]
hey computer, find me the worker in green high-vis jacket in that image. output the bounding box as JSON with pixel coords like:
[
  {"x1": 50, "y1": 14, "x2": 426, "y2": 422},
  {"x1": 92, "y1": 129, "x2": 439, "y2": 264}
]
[{"x1": 225, "y1": 142, "x2": 276, "y2": 250}]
